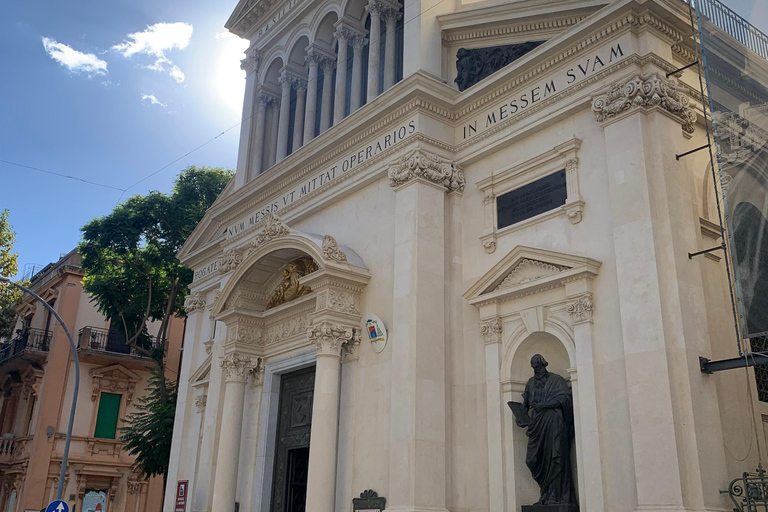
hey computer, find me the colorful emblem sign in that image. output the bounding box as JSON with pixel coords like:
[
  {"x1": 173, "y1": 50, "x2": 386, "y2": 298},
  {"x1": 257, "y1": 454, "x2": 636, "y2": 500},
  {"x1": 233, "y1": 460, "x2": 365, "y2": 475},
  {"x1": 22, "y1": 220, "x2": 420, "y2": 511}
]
[{"x1": 366, "y1": 314, "x2": 387, "y2": 354}]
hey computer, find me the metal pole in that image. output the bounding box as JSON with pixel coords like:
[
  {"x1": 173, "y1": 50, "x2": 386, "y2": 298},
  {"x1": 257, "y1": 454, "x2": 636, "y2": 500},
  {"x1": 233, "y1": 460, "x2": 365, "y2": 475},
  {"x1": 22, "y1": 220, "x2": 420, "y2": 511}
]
[{"x1": 0, "y1": 276, "x2": 79, "y2": 500}]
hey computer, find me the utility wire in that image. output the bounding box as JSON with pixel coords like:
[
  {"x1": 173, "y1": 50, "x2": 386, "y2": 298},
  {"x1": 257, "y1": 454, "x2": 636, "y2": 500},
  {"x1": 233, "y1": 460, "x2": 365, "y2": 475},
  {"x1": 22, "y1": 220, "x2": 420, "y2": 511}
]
[{"x1": 0, "y1": 159, "x2": 126, "y2": 192}]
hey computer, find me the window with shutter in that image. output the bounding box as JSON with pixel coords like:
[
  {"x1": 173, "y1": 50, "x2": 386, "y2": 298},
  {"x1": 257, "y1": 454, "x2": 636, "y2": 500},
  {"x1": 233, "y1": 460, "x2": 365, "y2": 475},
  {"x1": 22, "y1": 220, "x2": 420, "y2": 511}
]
[{"x1": 94, "y1": 392, "x2": 122, "y2": 439}]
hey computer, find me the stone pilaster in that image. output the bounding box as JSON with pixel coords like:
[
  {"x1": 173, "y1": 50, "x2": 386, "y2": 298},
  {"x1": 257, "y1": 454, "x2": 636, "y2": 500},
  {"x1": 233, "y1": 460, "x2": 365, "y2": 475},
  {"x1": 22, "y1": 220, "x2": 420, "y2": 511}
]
[{"x1": 333, "y1": 26, "x2": 351, "y2": 124}]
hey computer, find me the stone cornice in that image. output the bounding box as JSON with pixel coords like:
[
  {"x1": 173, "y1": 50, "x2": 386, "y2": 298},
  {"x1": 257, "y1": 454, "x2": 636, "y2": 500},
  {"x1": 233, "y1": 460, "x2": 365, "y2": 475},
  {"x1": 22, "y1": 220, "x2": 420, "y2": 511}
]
[{"x1": 441, "y1": 14, "x2": 589, "y2": 43}]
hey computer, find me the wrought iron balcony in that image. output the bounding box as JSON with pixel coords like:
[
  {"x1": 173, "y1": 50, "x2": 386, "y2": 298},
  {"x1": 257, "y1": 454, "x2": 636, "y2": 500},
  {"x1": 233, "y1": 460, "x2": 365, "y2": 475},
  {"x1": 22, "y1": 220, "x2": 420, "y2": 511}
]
[
  {"x1": 0, "y1": 328, "x2": 52, "y2": 364},
  {"x1": 77, "y1": 326, "x2": 157, "y2": 358}
]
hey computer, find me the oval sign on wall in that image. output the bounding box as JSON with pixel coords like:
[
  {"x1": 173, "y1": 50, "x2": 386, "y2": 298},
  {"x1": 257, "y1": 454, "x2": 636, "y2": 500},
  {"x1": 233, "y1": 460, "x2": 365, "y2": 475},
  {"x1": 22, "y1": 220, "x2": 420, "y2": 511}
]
[{"x1": 365, "y1": 314, "x2": 388, "y2": 354}]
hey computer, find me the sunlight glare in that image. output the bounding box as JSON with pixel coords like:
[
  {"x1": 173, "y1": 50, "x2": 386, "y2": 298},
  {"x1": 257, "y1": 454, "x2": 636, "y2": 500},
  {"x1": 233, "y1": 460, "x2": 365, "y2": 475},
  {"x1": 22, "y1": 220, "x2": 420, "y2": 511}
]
[{"x1": 215, "y1": 32, "x2": 250, "y2": 114}]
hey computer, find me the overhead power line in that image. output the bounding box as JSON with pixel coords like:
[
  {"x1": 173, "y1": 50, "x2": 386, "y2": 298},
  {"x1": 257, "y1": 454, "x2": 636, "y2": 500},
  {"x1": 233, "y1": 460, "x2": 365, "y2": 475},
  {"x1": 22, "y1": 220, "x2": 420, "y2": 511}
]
[{"x1": 0, "y1": 159, "x2": 127, "y2": 192}]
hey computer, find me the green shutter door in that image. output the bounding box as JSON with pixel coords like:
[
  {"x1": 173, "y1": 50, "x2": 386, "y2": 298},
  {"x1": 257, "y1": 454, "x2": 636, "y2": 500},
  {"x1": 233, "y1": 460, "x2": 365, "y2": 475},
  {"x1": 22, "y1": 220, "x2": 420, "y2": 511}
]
[{"x1": 94, "y1": 392, "x2": 122, "y2": 439}]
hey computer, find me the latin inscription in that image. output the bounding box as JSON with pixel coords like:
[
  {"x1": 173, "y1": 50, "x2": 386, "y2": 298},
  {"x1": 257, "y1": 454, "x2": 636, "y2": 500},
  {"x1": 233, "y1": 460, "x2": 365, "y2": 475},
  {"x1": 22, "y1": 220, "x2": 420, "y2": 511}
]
[
  {"x1": 193, "y1": 261, "x2": 219, "y2": 282},
  {"x1": 496, "y1": 170, "x2": 567, "y2": 229},
  {"x1": 256, "y1": 0, "x2": 303, "y2": 39},
  {"x1": 459, "y1": 39, "x2": 628, "y2": 141},
  {"x1": 226, "y1": 118, "x2": 418, "y2": 238}
]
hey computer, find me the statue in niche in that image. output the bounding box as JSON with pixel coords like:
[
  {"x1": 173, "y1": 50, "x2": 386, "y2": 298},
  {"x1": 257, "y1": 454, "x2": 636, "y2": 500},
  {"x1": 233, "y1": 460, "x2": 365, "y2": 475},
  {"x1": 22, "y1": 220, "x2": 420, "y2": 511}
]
[
  {"x1": 508, "y1": 354, "x2": 577, "y2": 510},
  {"x1": 267, "y1": 257, "x2": 318, "y2": 309}
]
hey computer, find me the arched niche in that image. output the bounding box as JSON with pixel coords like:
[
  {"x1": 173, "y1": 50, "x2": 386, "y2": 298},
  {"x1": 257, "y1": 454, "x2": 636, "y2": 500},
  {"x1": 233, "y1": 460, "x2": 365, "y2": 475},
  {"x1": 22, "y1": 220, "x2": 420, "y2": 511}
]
[
  {"x1": 505, "y1": 330, "x2": 575, "y2": 510},
  {"x1": 211, "y1": 217, "x2": 370, "y2": 359},
  {"x1": 464, "y1": 245, "x2": 606, "y2": 512}
]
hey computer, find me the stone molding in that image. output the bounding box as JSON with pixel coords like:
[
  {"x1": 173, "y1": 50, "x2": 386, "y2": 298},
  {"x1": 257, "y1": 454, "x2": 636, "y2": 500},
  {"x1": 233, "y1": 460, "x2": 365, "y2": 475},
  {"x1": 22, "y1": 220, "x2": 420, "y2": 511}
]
[
  {"x1": 240, "y1": 47, "x2": 261, "y2": 74},
  {"x1": 195, "y1": 394, "x2": 207, "y2": 413},
  {"x1": 263, "y1": 313, "x2": 312, "y2": 346},
  {"x1": 388, "y1": 149, "x2": 465, "y2": 192},
  {"x1": 442, "y1": 14, "x2": 587, "y2": 43},
  {"x1": 322, "y1": 235, "x2": 348, "y2": 262},
  {"x1": 90, "y1": 364, "x2": 140, "y2": 405},
  {"x1": 479, "y1": 318, "x2": 503, "y2": 344},
  {"x1": 218, "y1": 249, "x2": 243, "y2": 274},
  {"x1": 220, "y1": 353, "x2": 259, "y2": 382},
  {"x1": 591, "y1": 73, "x2": 697, "y2": 133},
  {"x1": 307, "y1": 321, "x2": 356, "y2": 356},
  {"x1": 184, "y1": 291, "x2": 207, "y2": 313},
  {"x1": 566, "y1": 294, "x2": 594, "y2": 324}
]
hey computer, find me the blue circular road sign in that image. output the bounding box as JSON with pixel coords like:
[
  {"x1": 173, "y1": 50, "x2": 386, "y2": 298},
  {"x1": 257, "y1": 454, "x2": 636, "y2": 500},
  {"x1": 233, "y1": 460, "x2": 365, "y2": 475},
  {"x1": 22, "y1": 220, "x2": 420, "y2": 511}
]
[{"x1": 46, "y1": 500, "x2": 69, "y2": 512}]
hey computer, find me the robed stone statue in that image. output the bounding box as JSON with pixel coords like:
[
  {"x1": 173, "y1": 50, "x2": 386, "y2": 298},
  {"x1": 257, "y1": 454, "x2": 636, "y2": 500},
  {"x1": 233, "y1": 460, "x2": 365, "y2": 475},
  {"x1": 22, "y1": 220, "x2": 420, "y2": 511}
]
[{"x1": 509, "y1": 354, "x2": 577, "y2": 509}]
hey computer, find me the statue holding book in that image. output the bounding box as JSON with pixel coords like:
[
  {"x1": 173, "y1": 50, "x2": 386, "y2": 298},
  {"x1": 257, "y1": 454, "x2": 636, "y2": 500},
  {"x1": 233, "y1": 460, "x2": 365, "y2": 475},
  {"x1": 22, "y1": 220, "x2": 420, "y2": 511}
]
[{"x1": 508, "y1": 354, "x2": 577, "y2": 509}]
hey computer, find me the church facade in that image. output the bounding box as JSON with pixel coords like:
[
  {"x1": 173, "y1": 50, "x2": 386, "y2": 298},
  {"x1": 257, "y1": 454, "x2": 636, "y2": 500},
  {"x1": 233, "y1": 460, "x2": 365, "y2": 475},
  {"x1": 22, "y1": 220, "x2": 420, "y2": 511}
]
[{"x1": 164, "y1": 0, "x2": 767, "y2": 510}]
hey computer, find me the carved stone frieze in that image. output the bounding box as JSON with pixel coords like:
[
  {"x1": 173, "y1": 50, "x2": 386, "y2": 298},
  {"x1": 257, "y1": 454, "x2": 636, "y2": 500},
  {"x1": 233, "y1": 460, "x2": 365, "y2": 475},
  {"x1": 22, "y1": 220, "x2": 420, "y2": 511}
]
[
  {"x1": 195, "y1": 395, "x2": 207, "y2": 413},
  {"x1": 225, "y1": 287, "x2": 264, "y2": 311},
  {"x1": 90, "y1": 365, "x2": 140, "y2": 405},
  {"x1": 307, "y1": 322, "x2": 356, "y2": 356},
  {"x1": 327, "y1": 289, "x2": 359, "y2": 314},
  {"x1": 218, "y1": 249, "x2": 243, "y2": 274},
  {"x1": 263, "y1": 314, "x2": 312, "y2": 345},
  {"x1": 227, "y1": 323, "x2": 262, "y2": 346},
  {"x1": 184, "y1": 291, "x2": 206, "y2": 313},
  {"x1": 567, "y1": 294, "x2": 594, "y2": 324},
  {"x1": 220, "y1": 353, "x2": 258, "y2": 382},
  {"x1": 479, "y1": 318, "x2": 503, "y2": 344},
  {"x1": 388, "y1": 149, "x2": 465, "y2": 192},
  {"x1": 591, "y1": 73, "x2": 697, "y2": 133},
  {"x1": 127, "y1": 480, "x2": 142, "y2": 494},
  {"x1": 496, "y1": 259, "x2": 567, "y2": 290},
  {"x1": 322, "y1": 235, "x2": 348, "y2": 262}
]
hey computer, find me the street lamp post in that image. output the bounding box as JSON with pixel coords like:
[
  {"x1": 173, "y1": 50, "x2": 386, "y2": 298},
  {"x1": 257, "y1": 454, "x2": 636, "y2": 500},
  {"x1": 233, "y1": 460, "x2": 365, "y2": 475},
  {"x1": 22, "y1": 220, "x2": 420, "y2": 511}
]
[{"x1": 0, "y1": 276, "x2": 80, "y2": 500}]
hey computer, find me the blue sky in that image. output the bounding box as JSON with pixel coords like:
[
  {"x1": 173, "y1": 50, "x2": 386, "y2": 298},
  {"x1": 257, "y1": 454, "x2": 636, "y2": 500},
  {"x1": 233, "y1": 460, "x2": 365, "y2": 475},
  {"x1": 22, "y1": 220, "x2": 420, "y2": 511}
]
[
  {"x1": 1, "y1": 0, "x2": 248, "y2": 277},
  {"x1": 1, "y1": 0, "x2": 766, "y2": 278}
]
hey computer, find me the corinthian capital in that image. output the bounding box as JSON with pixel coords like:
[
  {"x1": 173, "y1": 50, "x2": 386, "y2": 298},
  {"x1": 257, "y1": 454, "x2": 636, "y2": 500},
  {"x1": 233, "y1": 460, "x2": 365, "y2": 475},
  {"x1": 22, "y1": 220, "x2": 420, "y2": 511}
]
[
  {"x1": 240, "y1": 47, "x2": 261, "y2": 74},
  {"x1": 307, "y1": 321, "x2": 355, "y2": 356},
  {"x1": 334, "y1": 26, "x2": 353, "y2": 44},
  {"x1": 591, "y1": 73, "x2": 697, "y2": 133},
  {"x1": 218, "y1": 249, "x2": 243, "y2": 273},
  {"x1": 566, "y1": 294, "x2": 594, "y2": 325},
  {"x1": 388, "y1": 149, "x2": 465, "y2": 192},
  {"x1": 221, "y1": 353, "x2": 258, "y2": 382},
  {"x1": 184, "y1": 291, "x2": 206, "y2": 313}
]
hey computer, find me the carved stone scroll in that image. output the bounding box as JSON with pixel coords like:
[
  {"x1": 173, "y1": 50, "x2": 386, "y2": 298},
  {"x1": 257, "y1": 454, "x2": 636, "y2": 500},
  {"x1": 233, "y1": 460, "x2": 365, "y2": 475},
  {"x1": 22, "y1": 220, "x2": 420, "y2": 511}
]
[
  {"x1": 322, "y1": 235, "x2": 348, "y2": 262},
  {"x1": 388, "y1": 149, "x2": 465, "y2": 192}
]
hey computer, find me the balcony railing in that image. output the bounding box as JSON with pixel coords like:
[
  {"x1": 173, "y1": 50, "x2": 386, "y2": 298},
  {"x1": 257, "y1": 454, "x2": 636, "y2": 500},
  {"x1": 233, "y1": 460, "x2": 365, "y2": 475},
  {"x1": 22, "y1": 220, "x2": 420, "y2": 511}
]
[
  {"x1": 0, "y1": 329, "x2": 52, "y2": 364},
  {"x1": 77, "y1": 327, "x2": 157, "y2": 358},
  {"x1": 0, "y1": 436, "x2": 31, "y2": 462}
]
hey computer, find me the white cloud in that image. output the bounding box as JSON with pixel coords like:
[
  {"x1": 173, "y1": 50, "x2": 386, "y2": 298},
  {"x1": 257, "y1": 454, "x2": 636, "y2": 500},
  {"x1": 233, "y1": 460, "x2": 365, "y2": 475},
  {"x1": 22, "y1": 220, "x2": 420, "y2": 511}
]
[
  {"x1": 112, "y1": 22, "x2": 192, "y2": 83},
  {"x1": 41, "y1": 37, "x2": 108, "y2": 76},
  {"x1": 141, "y1": 93, "x2": 167, "y2": 108}
]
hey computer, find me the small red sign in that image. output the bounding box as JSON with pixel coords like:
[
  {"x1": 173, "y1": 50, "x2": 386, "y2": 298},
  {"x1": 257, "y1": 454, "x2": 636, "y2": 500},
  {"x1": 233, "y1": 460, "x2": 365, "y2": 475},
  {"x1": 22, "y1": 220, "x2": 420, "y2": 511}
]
[{"x1": 175, "y1": 481, "x2": 189, "y2": 512}]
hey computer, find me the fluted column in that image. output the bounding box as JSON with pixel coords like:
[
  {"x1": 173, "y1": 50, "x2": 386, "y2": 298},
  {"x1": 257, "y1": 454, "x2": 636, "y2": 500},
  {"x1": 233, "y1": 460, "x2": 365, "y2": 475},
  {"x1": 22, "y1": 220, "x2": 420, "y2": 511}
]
[
  {"x1": 304, "y1": 53, "x2": 321, "y2": 143},
  {"x1": 320, "y1": 58, "x2": 335, "y2": 132},
  {"x1": 366, "y1": 0, "x2": 383, "y2": 101},
  {"x1": 333, "y1": 27, "x2": 351, "y2": 124},
  {"x1": 276, "y1": 73, "x2": 293, "y2": 161},
  {"x1": 210, "y1": 353, "x2": 258, "y2": 512},
  {"x1": 350, "y1": 34, "x2": 368, "y2": 112},
  {"x1": 250, "y1": 94, "x2": 270, "y2": 177},
  {"x1": 268, "y1": 99, "x2": 279, "y2": 168},
  {"x1": 292, "y1": 78, "x2": 308, "y2": 152},
  {"x1": 305, "y1": 323, "x2": 355, "y2": 512},
  {"x1": 382, "y1": 7, "x2": 401, "y2": 89}
]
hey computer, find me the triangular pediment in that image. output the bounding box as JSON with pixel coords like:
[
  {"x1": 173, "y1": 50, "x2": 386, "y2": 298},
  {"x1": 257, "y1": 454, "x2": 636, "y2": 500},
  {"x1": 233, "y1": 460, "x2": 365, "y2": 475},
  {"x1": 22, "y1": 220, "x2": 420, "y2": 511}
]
[
  {"x1": 90, "y1": 363, "x2": 141, "y2": 382},
  {"x1": 189, "y1": 355, "x2": 212, "y2": 386},
  {"x1": 464, "y1": 246, "x2": 601, "y2": 304}
]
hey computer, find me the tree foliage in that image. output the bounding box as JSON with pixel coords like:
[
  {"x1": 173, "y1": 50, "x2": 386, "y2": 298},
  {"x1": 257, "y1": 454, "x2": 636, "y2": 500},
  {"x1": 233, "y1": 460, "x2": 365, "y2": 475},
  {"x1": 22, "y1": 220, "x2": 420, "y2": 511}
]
[
  {"x1": 79, "y1": 166, "x2": 232, "y2": 359},
  {"x1": 0, "y1": 210, "x2": 22, "y2": 340},
  {"x1": 120, "y1": 369, "x2": 178, "y2": 480}
]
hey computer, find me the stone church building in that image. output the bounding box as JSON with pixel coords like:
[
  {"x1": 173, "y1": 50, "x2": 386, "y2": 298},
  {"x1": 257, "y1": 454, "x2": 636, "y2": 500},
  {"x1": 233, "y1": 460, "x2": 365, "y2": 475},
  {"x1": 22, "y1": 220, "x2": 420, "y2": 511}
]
[{"x1": 164, "y1": 0, "x2": 767, "y2": 510}]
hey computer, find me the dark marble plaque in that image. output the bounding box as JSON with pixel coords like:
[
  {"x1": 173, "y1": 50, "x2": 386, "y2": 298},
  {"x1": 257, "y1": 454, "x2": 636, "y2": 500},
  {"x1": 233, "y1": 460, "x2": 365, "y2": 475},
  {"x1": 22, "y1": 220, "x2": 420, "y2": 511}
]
[
  {"x1": 522, "y1": 505, "x2": 579, "y2": 512},
  {"x1": 496, "y1": 170, "x2": 567, "y2": 229}
]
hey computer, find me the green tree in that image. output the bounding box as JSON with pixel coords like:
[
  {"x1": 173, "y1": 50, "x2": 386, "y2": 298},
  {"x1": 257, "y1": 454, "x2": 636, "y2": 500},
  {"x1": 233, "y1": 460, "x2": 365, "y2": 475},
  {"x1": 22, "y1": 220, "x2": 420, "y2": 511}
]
[
  {"x1": 120, "y1": 369, "x2": 178, "y2": 482},
  {"x1": 0, "y1": 210, "x2": 22, "y2": 340},
  {"x1": 79, "y1": 165, "x2": 232, "y2": 479}
]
